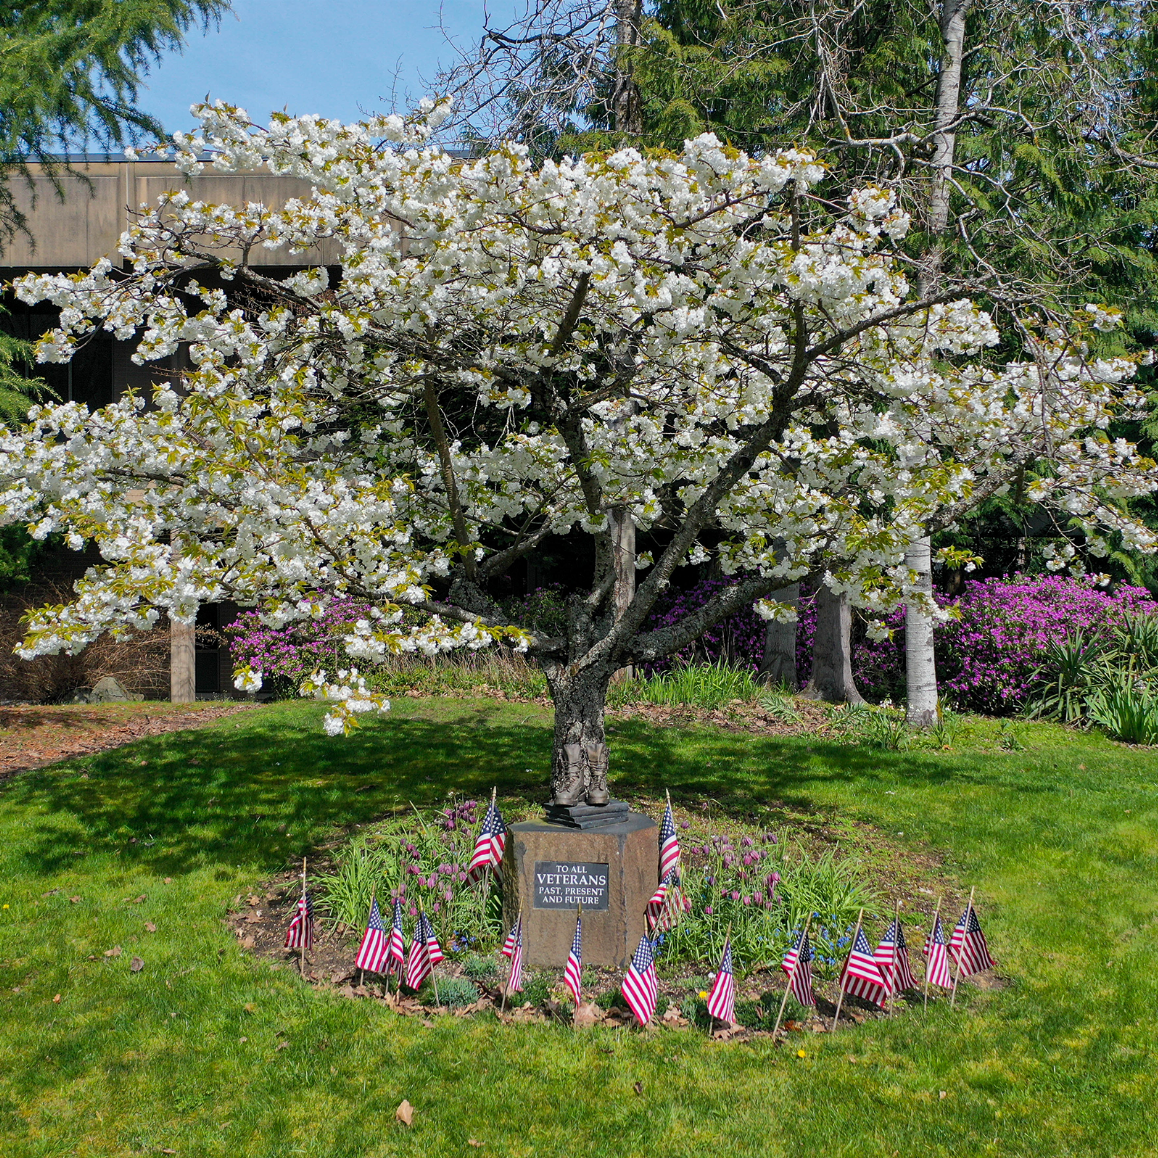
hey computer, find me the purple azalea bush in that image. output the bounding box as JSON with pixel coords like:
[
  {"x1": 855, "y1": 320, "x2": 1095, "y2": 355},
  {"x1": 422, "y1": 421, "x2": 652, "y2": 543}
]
[
  {"x1": 226, "y1": 598, "x2": 377, "y2": 694},
  {"x1": 645, "y1": 572, "x2": 1157, "y2": 716}
]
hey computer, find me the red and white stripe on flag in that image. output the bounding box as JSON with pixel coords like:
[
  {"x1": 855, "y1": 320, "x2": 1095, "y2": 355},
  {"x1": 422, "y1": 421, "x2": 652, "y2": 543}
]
[
  {"x1": 949, "y1": 905, "x2": 996, "y2": 978},
  {"x1": 354, "y1": 896, "x2": 389, "y2": 973},
  {"x1": 468, "y1": 802, "x2": 507, "y2": 882},
  {"x1": 923, "y1": 915, "x2": 953, "y2": 989},
  {"x1": 284, "y1": 894, "x2": 314, "y2": 950},
  {"x1": 781, "y1": 929, "x2": 815, "y2": 1007},
  {"x1": 506, "y1": 917, "x2": 524, "y2": 994},
  {"x1": 386, "y1": 899, "x2": 407, "y2": 970},
  {"x1": 874, "y1": 919, "x2": 917, "y2": 994},
  {"x1": 658, "y1": 801, "x2": 681, "y2": 881},
  {"x1": 706, "y1": 938, "x2": 735, "y2": 1024},
  {"x1": 621, "y1": 936, "x2": 658, "y2": 1025},
  {"x1": 404, "y1": 932, "x2": 431, "y2": 990},
  {"x1": 564, "y1": 914, "x2": 583, "y2": 1006},
  {"x1": 841, "y1": 927, "x2": 889, "y2": 1007}
]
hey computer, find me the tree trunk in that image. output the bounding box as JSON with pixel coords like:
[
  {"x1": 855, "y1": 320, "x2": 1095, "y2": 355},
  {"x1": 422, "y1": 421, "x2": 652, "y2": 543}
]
[
  {"x1": 545, "y1": 661, "x2": 615, "y2": 804},
  {"x1": 758, "y1": 583, "x2": 800, "y2": 689},
  {"x1": 802, "y1": 585, "x2": 864, "y2": 704},
  {"x1": 904, "y1": 537, "x2": 939, "y2": 726},
  {"x1": 611, "y1": 504, "x2": 636, "y2": 680},
  {"x1": 612, "y1": 0, "x2": 643, "y2": 135},
  {"x1": 904, "y1": 0, "x2": 972, "y2": 726}
]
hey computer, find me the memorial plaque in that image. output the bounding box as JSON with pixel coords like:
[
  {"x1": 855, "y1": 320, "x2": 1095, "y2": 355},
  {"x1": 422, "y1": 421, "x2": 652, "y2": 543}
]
[{"x1": 533, "y1": 860, "x2": 610, "y2": 911}]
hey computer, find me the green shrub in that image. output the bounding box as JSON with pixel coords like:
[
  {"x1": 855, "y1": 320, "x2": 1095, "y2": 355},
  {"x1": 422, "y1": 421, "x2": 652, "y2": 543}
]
[
  {"x1": 1086, "y1": 676, "x2": 1158, "y2": 745},
  {"x1": 461, "y1": 954, "x2": 498, "y2": 981},
  {"x1": 426, "y1": 976, "x2": 480, "y2": 1008}
]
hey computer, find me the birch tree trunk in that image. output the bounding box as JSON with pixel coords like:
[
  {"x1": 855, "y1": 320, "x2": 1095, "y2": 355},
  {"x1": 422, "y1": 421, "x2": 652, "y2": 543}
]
[
  {"x1": 904, "y1": 537, "x2": 939, "y2": 726},
  {"x1": 802, "y1": 585, "x2": 864, "y2": 704},
  {"x1": 758, "y1": 583, "x2": 800, "y2": 689},
  {"x1": 905, "y1": 0, "x2": 972, "y2": 727}
]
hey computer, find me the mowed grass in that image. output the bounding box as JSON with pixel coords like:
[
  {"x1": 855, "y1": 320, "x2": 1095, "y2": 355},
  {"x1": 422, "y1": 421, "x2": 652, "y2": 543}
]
[{"x1": 2, "y1": 699, "x2": 1158, "y2": 1157}]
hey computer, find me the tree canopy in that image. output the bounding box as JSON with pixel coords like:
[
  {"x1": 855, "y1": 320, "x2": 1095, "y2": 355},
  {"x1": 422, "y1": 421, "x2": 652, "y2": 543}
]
[{"x1": 0, "y1": 102, "x2": 1153, "y2": 790}]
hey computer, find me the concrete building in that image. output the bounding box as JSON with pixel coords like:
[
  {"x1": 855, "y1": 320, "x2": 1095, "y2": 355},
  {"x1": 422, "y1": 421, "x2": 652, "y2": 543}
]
[{"x1": 2, "y1": 156, "x2": 334, "y2": 701}]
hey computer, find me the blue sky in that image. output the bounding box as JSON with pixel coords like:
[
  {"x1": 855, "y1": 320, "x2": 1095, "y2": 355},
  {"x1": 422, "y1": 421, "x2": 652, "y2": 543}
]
[{"x1": 140, "y1": 0, "x2": 517, "y2": 135}]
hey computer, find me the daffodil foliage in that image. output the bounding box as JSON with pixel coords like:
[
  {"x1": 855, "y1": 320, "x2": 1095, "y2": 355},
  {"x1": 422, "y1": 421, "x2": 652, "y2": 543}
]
[{"x1": 1, "y1": 100, "x2": 1154, "y2": 751}]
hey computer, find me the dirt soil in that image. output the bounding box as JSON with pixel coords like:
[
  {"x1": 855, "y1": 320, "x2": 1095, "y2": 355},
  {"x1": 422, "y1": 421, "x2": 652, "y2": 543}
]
[{"x1": 0, "y1": 701, "x2": 257, "y2": 781}]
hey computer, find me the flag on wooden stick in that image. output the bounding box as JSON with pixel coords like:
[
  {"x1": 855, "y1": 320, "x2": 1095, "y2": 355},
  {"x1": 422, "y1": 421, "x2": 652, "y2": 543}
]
[
  {"x1": 949, "y1": 903, "x2": 996, "y2": 978},
  {"x1": 504, "y1": 915, "x2": 524, "y2": 995},
  {"x1": 923, "y1": 914, "x2": 953, "y2": 989},
  {"x1": 621, "y1": 935, "x2": 658, "y2": 1026},
  {"x1": 404, "y1": 915, "x2": 433, "y2": 990},
  {"x1": 468, "y1": 790, "x2": 507, "y2": 882},
  {"x1": 564, "y1": 910, "x2": 583, "y2": 1007},
  {"x1": 354, "y1": 894, "x2": 389, "y2": 973},
  {"x1": 840, "y1": 927, "x2": 890, "y2": 1008},
  {"x1": 659, "y1": 793, "x2": 681, "y2": 881},
  {"x1": 646, "y1": 871, "x2": 689, "y2": 935},
  {"x1": 706, "y1": 934, "x2": 736, "y2": 1025},
  {"x1": 423, "y1": 910, "x2": 444, "y2": 966},
  {"x1": 386, "y1": 898, "x2": 407, "y2": 972},
  {"x1": 781, "y1": 926, "x2": 815, "y2": 1007},
  {"x1": 875, "y1": 918, "x2": 917, "y2": 995},
  {"x1": 284, "y1": 891, "x2": 315, "y2": 950}
]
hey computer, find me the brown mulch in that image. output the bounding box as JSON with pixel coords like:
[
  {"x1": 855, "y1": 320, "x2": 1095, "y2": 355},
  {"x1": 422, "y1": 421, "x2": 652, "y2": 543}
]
[{"x1": 0, "y1": 701, "x2": 259, "y2": 781}]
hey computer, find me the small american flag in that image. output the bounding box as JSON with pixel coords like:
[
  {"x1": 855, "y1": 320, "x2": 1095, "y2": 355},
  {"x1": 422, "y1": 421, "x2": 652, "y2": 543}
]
[
  {"x1": 874, "y1": 918, "x2": 917, "y2": 995},
  {"x1": 284, "y1": 891, "x2": 314, "y2": 950},
  {"x1": 563, "y1": 912, "x2": 583, "y2": 1006},
  {"x1": 781, "y1": 927, "x2": 815, "y2": 1007},
  {"x1": 404, "y1": 916, "x2": 432, "y2": 990},
  {"x1": 923, "y1": 914, "x2": 952, "y2": 988},
  {"x1": 468, "y1": 798, "x2": 507, "y2": 882},
  {"x1": 386, "y1": 898, "x2": 406, "y2": 972},
  {"x1": 840, "y1": 927, "x2": 889, "y2": 1007},
  {"x1": 423, "y1": 911, "x2": 444, "y2": 966},
  {"x1": 646, "y1": 871, "x2": 688, "y2": 935},
  {"x1": 354, "y1": 895, "x2": 388, "y2": 973},
  {"x1": 949, "y1": 904, "x2": 996, "y2": 978},
  {"x1": 621, "y1": 935, "x2": 658, "y2": 1026},
  {"x1": 658, "y1": 799, "x2": 681, "y2": 881},
  {"x1": 706, "y1": 935, "x2": 736, "y2": 1024},
  {"x1": 505, "y1": 916, "x2": 524, "y2": 994}
]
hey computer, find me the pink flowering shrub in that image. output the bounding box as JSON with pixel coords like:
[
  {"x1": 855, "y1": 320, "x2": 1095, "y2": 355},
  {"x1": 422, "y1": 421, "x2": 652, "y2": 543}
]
[
  {"x1": 646, "y1": 573, "x2": 1156, "y2": 715},
  {"x1": 226, "y1": 598, "x2": 377, "y2": 695}
]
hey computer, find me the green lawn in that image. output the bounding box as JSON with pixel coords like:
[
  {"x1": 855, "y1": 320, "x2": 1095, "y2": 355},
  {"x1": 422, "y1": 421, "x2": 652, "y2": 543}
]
[{"x1": 2, "y1": 699, "x2": 1157, "y2": 1157}]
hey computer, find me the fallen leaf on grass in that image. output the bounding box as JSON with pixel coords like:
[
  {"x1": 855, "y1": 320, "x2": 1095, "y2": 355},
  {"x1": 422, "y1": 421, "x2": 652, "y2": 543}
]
[
  {"x1": 633, "y1": 1081, "x2": 643, "y2": 1095},
  {"x1": 395, "y1": 1100, "x2": 414, "y2": 1127},
  {"x1": 939, "y1": 1091, "x2": 948, "y2": 1100},
  {"x1": 69, "y1": 896, "x2": 80, "y2": 904},
  {"x1": 573, "y1": 1002, "x2": 605, "y2": 1028},
  {"x1": 243, "y1": 1003, "x2": 256, "y2": 1014},
  {"x1": 276, "y1": 1041, "x2": 289, "y2": 1050},
  {"x1": 130, "y1": 956, "x2": 144, "y2": 973},
  {"x1": 145, "y1": 922, "x2": 157, "y2": 933},
  {"x1": 164, "y1": 878, "x2": 172, "y2": 885},
  {"x1": 161, "y1": 1149, "x2": 176, "y2": 1154},
  {"x1": 104, "y1": 946, "x2": 122, "y2": 958},
  {"x1": 132, "y1": 895, "x2": 146, "y2": 904},
  {"x1": 52, "y1": 993, "x2": 61, "y2": 1003},
  {"x1": 468, "y1": 1140, "x2": 483, "y2": 1148}
]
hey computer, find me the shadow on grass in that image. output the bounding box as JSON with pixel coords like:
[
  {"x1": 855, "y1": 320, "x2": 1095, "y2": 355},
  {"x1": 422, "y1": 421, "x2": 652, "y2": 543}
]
[{"x1": 3, "y1": 703, "x2": 1038, "y2": 881}]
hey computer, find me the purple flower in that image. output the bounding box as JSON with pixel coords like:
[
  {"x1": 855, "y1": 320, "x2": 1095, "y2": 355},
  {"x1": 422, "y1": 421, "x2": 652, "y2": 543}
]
[
  {"x1": 754, "y1": 890, "x2": 764, "y2": 904},
  {"x1": 742, "y1": 895, "x2": 751, "y2": 906},
  {"x1": 704, "y1": 905, "x2": 714, "y2": 915}
]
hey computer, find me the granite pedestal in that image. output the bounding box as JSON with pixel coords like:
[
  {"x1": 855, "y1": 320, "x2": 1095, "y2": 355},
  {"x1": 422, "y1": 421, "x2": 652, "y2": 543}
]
[{"x1": 503, "y1": 812, "x2": 658, "y2": 969}]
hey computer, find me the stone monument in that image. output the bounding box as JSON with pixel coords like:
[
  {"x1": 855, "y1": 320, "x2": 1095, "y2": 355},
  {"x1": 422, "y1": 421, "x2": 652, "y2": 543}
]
[{"x1": 503, "y1": 741, "x2": 658, "y2": 969}]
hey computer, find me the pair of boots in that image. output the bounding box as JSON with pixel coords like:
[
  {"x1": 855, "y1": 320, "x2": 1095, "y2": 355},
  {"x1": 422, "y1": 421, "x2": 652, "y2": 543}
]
[{"x1": 552, "y1": 742, "x2": 609, "y2": 807}]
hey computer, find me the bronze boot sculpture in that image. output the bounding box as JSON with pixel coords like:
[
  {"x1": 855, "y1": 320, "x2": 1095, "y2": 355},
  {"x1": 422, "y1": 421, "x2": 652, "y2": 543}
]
[
  {"x1": 552, "y1": 742, "x2": 587, "y2": 807},
  {"x1": 584, "y1": 741, "x2": 610, "y2": 805}
]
